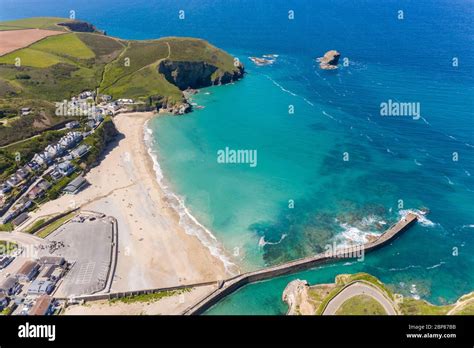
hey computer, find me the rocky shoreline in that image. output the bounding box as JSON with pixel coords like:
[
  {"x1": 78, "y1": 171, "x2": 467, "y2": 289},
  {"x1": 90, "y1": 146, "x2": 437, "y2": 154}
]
[{"x1": 157, "y1": 60, "x2": 245, "y2": 115}]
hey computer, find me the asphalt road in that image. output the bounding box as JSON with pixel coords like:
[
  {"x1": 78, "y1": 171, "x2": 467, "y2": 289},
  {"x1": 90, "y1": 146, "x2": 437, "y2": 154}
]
[{"x1": 322, "y1": 282, "x2": 397, "y2": 315}]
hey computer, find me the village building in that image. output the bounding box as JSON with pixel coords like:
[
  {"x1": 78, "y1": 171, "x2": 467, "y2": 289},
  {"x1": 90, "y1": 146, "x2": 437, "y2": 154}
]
[
  {"x1": 0, "y1": 276, "x2": 20, "y2": 296},
  {"x1": 45, "y1": 144, "x2": 65, "y2": 158},
  {"x1": 6, "y1": 174, "x2": 21, "y2": 187},
  {"x1": 37, "y1": 264, "x2": 64, "y2": 283},
  {"x1": 0, "y1": 256, "x2": 14, "y2": 270},
  {"x1": 15, "y1": 167, "x2": 30, "y2": 180},
  {"x1": 71, "y1": 144, "x2": 89, "y2": 159},
  {"x1": 0, "y1": 293, "x2": 8, "y2": 310},
  {"x1": 57, "y1": 161, "x2": 75, "y2": 176},
  {"x1": 0, "y1": 183, "x2": 12, "y2": 194},
  {"x1": 26, "y1": 161, "x2": 41, "y2": 172},
  {"x1": 79, "y1": 91, "x2": 94, "y2": 99},
  {"x1": 27, "y1": 186, "x2": 45, "y2": 200},
  {"x1": 65, "y1": 121, "x2": 80, "y2": 129},
  {"x1": 37, "y1": 180, "x2": 52, "y2": 191},
  {"x1": 28, "y1": 280, "x2": 54, "y2": 295},
  {"x1": 28, "y1": 295, "x2": 53, "y2": 315},
  {"x1": 38, "y1": 256, "x2": 65, "y2": 266},
  {"x1": 12, "y1": 212, "x2": 29, "y2": 227},
  {"x1": 16, "y1": 260, "x2": 40, "y2": 282},
  {"x1": 62, "y1": 175, "x2": 87, "y2": 194},
  {"x1": 20, "y1": 107, "x2": 31, "y2": 116},
  {"x1": 32, "y1": 152, "x2": 53, "y2": 166},
  {"x1": 100, "y1": 94, "x2": 112, "y2": 102}
]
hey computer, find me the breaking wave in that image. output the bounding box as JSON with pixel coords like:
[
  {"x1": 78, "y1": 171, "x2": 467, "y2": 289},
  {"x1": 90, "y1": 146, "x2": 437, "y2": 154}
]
[{"x1": 144, "y1": 122, "x2": 238, "y2": 275}]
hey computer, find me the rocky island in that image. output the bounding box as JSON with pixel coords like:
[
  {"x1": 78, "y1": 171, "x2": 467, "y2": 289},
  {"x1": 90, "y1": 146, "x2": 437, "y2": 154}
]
[{"x1": 317, "y1": 50, "x2": 341, "y2": 70}]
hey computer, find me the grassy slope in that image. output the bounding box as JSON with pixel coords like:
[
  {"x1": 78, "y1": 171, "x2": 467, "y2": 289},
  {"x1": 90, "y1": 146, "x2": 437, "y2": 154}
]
[
  {"x1": 304, "y1": 273, "x2": 474, "y2": 315},
  {"x1": 29, "y1": 33, "x2": 95, "y2": 60},
  {"x1": 166, "y1": 37, "x2": 237, "y2": 77},
  {"x1": 335, "y1": 294, "x2": 387, "y2": 315},
  {"x1": 99, "y1": 37, "x2": 240, "y2": 102},
  {"x1": 0, "y1": 26, "x2": 125, "y2": 146},
  {"x1": 0, "y1": 47, "x2": 68, "y2": 68},
  {"x1": 98, "y1": 39, "x2": 182, "y2": 101},
  {"x1": 0, "y1": 17, "x2": 72, "y2": 31}
]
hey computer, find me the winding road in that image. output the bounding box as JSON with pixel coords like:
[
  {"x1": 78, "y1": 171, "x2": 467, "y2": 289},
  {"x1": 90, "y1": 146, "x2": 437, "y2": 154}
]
[
  {"x1": 0, "y1": 231, "x2": 46, "y2": 246},
  {"x1": 322, "y1": 282, "x2": 397, "y2": 315}
]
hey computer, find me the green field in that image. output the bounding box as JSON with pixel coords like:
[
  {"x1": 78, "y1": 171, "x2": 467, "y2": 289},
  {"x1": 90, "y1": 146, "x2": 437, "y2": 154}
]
[
  {"x1": 0, "y1": 33, "x2": 96, "y2": 68},
  {"x1": 0, "y1": 48, "x2": 66, "y2": 68},
  {"x1": 335, "y1": 294, "x2": 387, "y2": 315},
  {"x1": 399, "y1": 298, "x2": 454, "y2": 315},
  {"x1": 454, "y1": 302, "x2": 474, "y2": 315},
  {"x1": 167, "y1": 37, "x2": 236, "y2": 71},
  {"x1": 35, "y1": 212, "x2": 76, "y2": 238},
  {"x1": 0, "y1": 17, "x2": 72, "y2": 31},
  {"x1": 109, "y1": 288, "x2": 191, "y2": 304},
  {"x1": 30, "y1": 33, "x2": 95, "y2": 59}
]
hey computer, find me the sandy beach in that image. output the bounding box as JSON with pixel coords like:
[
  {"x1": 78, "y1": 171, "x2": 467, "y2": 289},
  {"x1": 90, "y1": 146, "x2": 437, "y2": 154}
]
[{"x1": 22, "y1": 112, "x2": 229, "y2": 291}]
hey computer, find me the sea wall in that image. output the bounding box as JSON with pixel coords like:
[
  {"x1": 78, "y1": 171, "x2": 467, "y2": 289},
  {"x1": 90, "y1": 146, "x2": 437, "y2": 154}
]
[{"x1": 183, "y1": 213, "x2": 418, "y2": 315}]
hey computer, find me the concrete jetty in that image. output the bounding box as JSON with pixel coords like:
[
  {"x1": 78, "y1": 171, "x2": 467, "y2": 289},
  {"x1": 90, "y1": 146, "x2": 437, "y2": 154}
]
[{"x1": 182, "y1": 213, "x2": 418, "y2": 315}]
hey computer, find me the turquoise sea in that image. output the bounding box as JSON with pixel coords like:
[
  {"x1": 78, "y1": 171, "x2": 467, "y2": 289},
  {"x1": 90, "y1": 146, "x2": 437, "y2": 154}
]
[{"x1": 3, "y1": 0, "x2": 473, "y2": 314}]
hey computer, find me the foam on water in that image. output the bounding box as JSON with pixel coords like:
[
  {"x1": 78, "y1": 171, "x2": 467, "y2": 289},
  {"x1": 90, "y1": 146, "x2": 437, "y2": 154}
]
[
  {"x1": 335, "y1": 222, "x2": 380, "y2": 247},
  {"x1": 398, "y1": 209, "x2": 437, "y2": 227},
  {"x1": 258, "y1": 234, "x2": 287, "y2": 247},
  {"x1": 143, "y1": 121, "x2": 238, "y2": 275}
]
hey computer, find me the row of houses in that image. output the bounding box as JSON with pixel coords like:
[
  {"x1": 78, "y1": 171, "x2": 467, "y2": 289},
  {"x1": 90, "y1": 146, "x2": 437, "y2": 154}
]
[
  {"x1": 0, "y1": 165, "x2": 35, "y2": 216},
  {"x1": 0, "y1": 176, "x2": 35, "y2": 224},
  {"x1": 1, "y1": 91, "x2": 113, "y2": 225},
  {"x1": 0, "y1": 130, "x2": 89, "y2": 223},
  {"x1": 1, "y1": 165, "x2": 32, "y2": 194},
  {"x1": 32, "y1": 131, "x2": 83, "y2": 167}
]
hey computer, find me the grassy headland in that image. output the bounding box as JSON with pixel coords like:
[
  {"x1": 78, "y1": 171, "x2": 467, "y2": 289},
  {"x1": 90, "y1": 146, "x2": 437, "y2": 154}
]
[
  {"x1": 284, "y1": 273, "x2": 474, "y2": 315},
  {"x1": 0, "y1": 17, "x2": 244, "y2": 147}
]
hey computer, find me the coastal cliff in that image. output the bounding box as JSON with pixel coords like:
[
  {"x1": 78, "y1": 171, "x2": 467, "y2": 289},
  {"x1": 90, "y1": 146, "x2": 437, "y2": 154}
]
[
  {"x1": 58, "y1": 20, "x2": 99, "y2": 33},
  {"x1": 0, "y1": 17, "x2": 246, "y2": 119},
  {"x1": 156, "y1": 57, "x2": 244, "y2": 114},
  {"x1": 158, "y1": 60, "x2": 244, "y2": 90}
]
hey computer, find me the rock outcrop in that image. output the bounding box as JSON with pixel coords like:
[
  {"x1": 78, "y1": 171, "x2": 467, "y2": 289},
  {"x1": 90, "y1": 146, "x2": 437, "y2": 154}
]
[
  {"x1": 58, "y1": 21, "x2": 98, "y2": 33},
  {"x1": 317, "y1": 50, "x2": 341, "y2": 70},
  {"x1": 158, "y1": 60, "x2": 244, "y2": 90},
  {"x1": 156, "y1": 60, "x2": 244, "y2": 115},
  {"x1": 282, "y1": 279, "x2": 314, "y2": 315}
]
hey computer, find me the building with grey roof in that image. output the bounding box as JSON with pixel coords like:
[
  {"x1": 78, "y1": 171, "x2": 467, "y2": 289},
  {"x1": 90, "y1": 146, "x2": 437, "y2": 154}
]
[
  {"x1": 62, "y1": 176, "x2": 87, "y2": 194},
  {"x1": 0, "y1": 276, "x2": 20, "y2": 296},
  {"x1": 27, "y1": 280, "x2": 54, "y2": 295}
]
